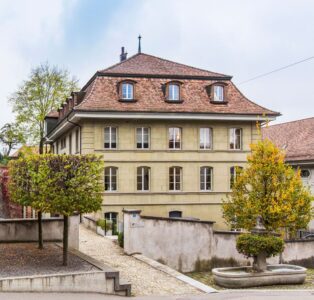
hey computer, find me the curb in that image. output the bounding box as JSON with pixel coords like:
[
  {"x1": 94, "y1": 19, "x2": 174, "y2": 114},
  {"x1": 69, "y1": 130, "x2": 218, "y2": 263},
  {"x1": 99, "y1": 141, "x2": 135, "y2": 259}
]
[{"x1": 132, "y1": 254, "x2": 217, "y2": 294}]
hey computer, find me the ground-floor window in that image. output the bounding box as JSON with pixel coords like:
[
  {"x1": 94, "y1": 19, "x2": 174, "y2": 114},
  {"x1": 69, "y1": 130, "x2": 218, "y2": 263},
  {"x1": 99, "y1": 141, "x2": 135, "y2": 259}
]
[
  {"x1": 169, "y1": 210, "x2": 182, "y2": 218},
  {"x1": 104, "y1": 212, "x2": 118, "y2": 234}
]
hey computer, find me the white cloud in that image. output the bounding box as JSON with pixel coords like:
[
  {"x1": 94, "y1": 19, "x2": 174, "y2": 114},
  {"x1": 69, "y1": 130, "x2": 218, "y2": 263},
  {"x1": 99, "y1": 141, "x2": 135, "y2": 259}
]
[{"x1": 0, "y1": 0, "x2": 77, "y2": 126}]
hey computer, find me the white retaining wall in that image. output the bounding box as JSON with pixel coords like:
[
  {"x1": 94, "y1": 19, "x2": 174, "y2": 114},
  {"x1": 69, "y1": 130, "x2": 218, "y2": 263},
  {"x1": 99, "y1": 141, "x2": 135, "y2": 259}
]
[{"x1": 123, "y1": 209, "x2": 314, "y2": 272}]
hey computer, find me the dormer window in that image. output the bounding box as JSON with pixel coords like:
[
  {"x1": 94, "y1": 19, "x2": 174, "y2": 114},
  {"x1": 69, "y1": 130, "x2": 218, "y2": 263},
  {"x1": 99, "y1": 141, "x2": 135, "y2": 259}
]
[
  {"x1": 214, "y1": 85, "x2": 224, "y2": 102},
  {"x1": 122, "y1": 82, "x2": 134, "y2": 100},
  {"x1": 168, "y1": 83, "x2": 180, "y2": 101}
]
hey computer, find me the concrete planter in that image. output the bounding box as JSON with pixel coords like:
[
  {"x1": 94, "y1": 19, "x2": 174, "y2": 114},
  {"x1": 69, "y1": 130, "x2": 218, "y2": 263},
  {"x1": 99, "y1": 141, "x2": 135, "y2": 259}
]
[
  {"x1": 212, "y1": 264, "x2": 307, "y2": 288},
  {"x1": 96, "y1": 226, "x2": 105, "y2": 236}
]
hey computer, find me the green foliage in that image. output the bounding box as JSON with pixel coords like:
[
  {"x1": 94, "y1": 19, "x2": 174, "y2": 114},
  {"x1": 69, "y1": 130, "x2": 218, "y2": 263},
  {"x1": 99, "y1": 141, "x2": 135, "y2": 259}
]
[
  {"x1": 0, "y1": 123, "x2": 25, "y2": 156},
  {"x1": 96, "y1": 219, "x2": 106, "y2": 230},
  {"x1": 236, "y1": 234, "x2": 284, "y2": 258},
  {"x1": 118, "y1": 232, "x2": 124, "y2": 248},
  {"x1": 223, "y1": 138, "x2": 314, "y2": 236},
  {"x1": 8, "y1": 154, "x2": 104, "y2": 215},
  {"x1": 9, "y1": 62, "x2": 79, "y2": 145}
]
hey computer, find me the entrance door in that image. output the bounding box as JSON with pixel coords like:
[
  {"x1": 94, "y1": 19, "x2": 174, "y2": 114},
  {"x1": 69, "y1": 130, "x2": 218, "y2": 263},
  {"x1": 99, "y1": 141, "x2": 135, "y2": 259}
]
[{"x1": 104, "y1": 212, "x2": 118, "y2": 235}]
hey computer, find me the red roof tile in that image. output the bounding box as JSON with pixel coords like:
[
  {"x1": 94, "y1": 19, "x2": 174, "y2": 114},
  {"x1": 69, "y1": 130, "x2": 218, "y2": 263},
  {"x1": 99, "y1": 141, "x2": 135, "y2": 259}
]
[
  {"x1": 99, "y1": 53, "x2": 230, "y2": 78},
  {"x1": 262, "y1": 117, "x2": 314, "y2": 162}
]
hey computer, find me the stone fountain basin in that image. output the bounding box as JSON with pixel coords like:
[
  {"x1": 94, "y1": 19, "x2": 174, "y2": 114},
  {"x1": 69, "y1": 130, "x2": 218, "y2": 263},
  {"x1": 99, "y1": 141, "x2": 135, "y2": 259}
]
[{"x1": 212, "y1": 264, "x2": 307, "y2": 288}]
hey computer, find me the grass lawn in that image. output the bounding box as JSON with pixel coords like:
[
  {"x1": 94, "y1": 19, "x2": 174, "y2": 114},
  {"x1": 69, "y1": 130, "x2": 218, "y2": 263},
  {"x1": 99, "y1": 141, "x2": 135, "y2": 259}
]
[{"x1": 187, "y1": 268, "x2": 314, "y2": 290}]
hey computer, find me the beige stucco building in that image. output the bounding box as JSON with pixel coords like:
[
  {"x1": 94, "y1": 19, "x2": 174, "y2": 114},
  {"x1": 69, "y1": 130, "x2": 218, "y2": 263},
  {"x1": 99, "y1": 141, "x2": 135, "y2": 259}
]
[{"x1": 44, "y1": 49, "x2": 279, "y2": 230}]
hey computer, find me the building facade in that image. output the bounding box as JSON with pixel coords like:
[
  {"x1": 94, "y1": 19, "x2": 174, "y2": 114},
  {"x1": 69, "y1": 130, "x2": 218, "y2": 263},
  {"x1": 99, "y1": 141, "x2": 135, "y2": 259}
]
[{"x1": 45, "y1": 50, "x2": 279, "y2": 229}]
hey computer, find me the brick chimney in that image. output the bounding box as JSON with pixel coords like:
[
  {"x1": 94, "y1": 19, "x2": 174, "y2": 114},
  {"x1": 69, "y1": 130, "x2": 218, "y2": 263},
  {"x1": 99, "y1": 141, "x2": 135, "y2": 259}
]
[{"x1": 120, "y1": 47, "x2": 127, "y2": 62}]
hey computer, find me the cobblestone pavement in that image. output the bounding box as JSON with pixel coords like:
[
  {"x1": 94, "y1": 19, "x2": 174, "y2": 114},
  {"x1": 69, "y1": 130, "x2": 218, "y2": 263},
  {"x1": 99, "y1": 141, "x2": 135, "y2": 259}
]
[{"x1": 79, "y1": 225, "x2": 202, "y2": 296}]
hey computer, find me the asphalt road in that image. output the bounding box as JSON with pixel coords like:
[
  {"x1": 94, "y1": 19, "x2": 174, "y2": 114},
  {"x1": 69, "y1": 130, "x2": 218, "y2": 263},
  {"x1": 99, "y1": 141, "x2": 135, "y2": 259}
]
[{"x1": 1, "y1": 291, "x2": 314, "y2": 300}]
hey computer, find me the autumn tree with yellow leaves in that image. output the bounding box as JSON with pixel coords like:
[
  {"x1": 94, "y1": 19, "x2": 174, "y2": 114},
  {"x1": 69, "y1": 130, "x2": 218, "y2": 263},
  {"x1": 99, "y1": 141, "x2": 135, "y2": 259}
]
[{"x1": 223, "y1": 138, "x2": 313, "y2": 238}]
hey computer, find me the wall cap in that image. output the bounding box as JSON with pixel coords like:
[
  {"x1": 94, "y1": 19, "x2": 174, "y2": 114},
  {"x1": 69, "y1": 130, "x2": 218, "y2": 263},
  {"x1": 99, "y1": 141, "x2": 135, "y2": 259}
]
[{"x1": 141, "y1": 215, "x2": 215, "y2": 224}]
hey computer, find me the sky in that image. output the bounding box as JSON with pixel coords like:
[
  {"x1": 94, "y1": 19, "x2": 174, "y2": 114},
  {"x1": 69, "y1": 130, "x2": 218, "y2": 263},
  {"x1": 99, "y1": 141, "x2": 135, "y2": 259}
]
[{"x1": 0, "y1": 0, "x2": 313, "y2": 128}]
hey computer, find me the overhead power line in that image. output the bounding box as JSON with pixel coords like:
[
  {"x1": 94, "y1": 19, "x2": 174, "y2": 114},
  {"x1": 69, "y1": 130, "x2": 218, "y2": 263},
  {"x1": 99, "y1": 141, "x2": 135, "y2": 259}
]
[{"x1": 238, "y1": 56, "x2": 314, "y2": 85}]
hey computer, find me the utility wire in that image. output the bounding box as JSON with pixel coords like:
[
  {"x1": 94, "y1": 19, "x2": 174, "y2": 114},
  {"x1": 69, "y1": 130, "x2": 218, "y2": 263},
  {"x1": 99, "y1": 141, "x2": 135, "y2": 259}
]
[{"x1": 238, "y1": 56, "x2": 314, "y2": 85}]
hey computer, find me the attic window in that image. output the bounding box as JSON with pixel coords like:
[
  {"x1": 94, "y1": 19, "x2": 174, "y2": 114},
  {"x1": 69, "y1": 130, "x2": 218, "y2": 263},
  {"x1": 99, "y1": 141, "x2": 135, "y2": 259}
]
[
  {"x1": 122, "y1": 82, "x2": 134, "y2": 100},
  {"x1": 168, "y1": 84, "x2": 180, "y2": 101},
  {"x1": 207, "y1": 82, "x2": 228, "y2": 103},
  {"x1": 214, "y1": 85, "x2": 224, "y2": 102}
]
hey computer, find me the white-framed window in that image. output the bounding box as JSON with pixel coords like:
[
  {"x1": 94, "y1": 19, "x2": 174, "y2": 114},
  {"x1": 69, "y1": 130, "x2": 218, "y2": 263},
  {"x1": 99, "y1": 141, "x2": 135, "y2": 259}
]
[
  {"x1": 230, "y1": 166, "x2": 243, "y2": 189},
  {"x1": 122, "y1": 82, "x2": 134, "y2": 100},
  {"x1": 229, "y1": 128, "x2": 242, "y2": 150},
  {"x1": 104, "y1": 127, "x2": 117, "y2": 149},
  {"x1": 168, "y1": 84, "x2": 180, "y2": 101},
  {"x1": 136, "y1": 127, "x2": 150, "y2": 149},
  {"x1": 200, "y1": 128, "x2": 212, "y2": 150},
  {"x1": 75, "y1": 129, "x2": 80, "y2": 153},
  {"x1": 214, "y1": 85, "x2": 224, "y2": 102},
  {"x1": 137, "y1": 166, "x2": 150, "y2": 191},
  {"x1": 200, "y1": 166, "x2": 212, "y2": 191},
  {"x1": 104, "y1": 167, "x2": 117, "y2": 191},
  {"x1": 60, "y1": 137, "x2": 66, "y2": 149},
  {"x1": 169, "y1": 166, "x2": 182, "y2": 191},
  {"x1": 169, "y1": 127, "x2": 181, "y2": 149},
  {"x1": 69, "y1": 133, "x2": 72, "y2": 154}
]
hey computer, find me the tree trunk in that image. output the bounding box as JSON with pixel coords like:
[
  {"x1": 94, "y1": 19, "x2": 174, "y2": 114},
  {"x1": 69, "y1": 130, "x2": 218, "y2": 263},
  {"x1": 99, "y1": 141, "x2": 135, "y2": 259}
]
[
  {"x1": 38, "y1": 211, "x2": 43, "y2": 249},
  {"x1": 63, "y1": 215, "x2": 69, "y2": 266}
]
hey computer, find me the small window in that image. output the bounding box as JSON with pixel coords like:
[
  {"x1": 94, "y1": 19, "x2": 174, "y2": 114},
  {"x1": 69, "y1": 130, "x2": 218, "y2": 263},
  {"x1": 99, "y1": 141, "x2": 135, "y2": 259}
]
[
  {"x1": 169, "y1": 167, "x2": 182, "y2": 191},
  {"x1": 136, "y1": 128, "x2": 150, "y2": 149},
  {"x1": 75, "y1": 129, "x2": 80, "y2": 153},
  {"x1": 230, "y1": 166, "x2": 243, "y2": 189},
  {"x1": 137, "y1": 167, "x2": 150, "y2": 191},
  {"x1": 168, "y1": 84, "x2": 180, "y2": 101},
  {"x1": 169, "y1": 127, "x2": 181, "y2": 149},
  {"x1": 122, "y1": 82, "x2": 134, "y2": 100},
  {"x1": 56, "y1": 141, "x2": 59, "y2": 154},
  {"x1": 105, "y1": 167, "x2": 117, "y2": 191},
  {"x1": 200, "y1": 167, "x2": 212, "y2": 191},
  {"x1": 104, "y1": 127, "x2": 117, "y2": 149},
  {"x1": 69, "y1": 133, "x2": 72, "y2": 154},
  {"x1": 301, "y1": 169, "x2": 311, "y2": 178},
  {"x1": 60, "y1": 137, "x2": 66, "y2": 149},
  {"x1": 200, "y1": 128, "x2": 212, "y2": 150},
  {"x1": 169, "y1": 211, "x2": 182, "y2": 218},
  {"x1": 214, "y1": 85, "x2": 224, "y2": 102},
  {"x1": 229, "y1": 128, "x2": 242, "y2": 150}
]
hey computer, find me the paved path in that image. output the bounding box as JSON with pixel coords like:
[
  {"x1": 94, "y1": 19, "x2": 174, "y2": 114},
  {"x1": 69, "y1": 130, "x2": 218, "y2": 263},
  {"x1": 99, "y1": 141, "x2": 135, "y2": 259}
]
[
  {"x1": 79, "y1": 225, "x2": 201, "y2": 296},
  {"x1": 1, "y1": 291, "x2": 314, "y2": 300}
]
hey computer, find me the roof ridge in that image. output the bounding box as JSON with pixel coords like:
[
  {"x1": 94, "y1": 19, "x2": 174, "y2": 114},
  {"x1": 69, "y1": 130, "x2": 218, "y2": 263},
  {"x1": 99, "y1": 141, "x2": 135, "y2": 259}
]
[
  {"x1": 99, "y1": 52, "x2": 231, "y2": 78},
  {"x1": 98, "y1": 53, "x2": 141, "y2": 73},
  {"x1": 265, "y1": 116, "x2": 314, "y2": 128},
  {"x1": 136, "y1": 52, "x2": 231, "y2": 78}
]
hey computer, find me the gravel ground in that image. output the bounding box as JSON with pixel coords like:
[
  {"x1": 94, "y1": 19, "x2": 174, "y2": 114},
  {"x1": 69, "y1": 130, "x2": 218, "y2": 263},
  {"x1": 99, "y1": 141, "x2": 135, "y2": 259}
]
[
  {"x1": 188, "y1": 269, "x2": 314, "y2": 290},
  {"x1": 79, "y1": 225, "x2": 202, "y2": 296},
  {"x1": 0, "y1": 243, "x2": 98, "y2": 278}
]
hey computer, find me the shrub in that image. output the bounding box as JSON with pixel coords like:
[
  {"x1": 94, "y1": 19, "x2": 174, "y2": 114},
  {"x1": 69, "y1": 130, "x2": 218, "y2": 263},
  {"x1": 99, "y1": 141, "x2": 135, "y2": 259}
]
[
  {"x1": 96, "y1": 219, "x2": 106, "y2": 230},
  {"x1": 118, "y1": 232, "x2": 124, "y2": 248},
  {"x1": 236, "y1": 234, "x2": 284, "y2": 258}
]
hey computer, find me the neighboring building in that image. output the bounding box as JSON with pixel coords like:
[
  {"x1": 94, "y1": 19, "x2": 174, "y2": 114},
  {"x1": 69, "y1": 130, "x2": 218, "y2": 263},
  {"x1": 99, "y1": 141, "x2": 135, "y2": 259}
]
[
  {"x1": 44, "y1": 48, "x2": 279, "y2": 229},
  {"x1": 263, "y1": 117, "x2": 314, "y2": 194}
]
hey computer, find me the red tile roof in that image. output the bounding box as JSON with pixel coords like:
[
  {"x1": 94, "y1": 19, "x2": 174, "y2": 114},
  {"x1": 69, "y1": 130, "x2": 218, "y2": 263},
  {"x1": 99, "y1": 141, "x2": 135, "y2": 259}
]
[
  {"x1": 262, "y1": 117, "x2": 314, "y2": 162},
  {"x1": 99, "y1": 53, "x2": 230, "y2": 78}
]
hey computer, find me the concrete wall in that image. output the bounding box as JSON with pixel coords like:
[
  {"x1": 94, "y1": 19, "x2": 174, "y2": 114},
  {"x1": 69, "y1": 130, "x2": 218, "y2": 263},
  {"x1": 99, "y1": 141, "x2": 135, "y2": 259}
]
[
  {"x1": 124, "y1": 209, "x2": 314, "y2": 272},
  {"x1": 123, "y1": 209, "x2": 214, "y2": 272},
  {"x1": 0, "y1": 216, "x2": 79, "y2": 249},
  {"x1": 53, "y1": 119, "x2": 260, "y2": 230}
]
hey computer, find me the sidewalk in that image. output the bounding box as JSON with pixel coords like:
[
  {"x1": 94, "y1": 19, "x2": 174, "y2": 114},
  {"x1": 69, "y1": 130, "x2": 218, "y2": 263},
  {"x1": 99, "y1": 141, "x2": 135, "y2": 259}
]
[{"x1": 79, "y1": 225, "x2": 201, "y2": 296}]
